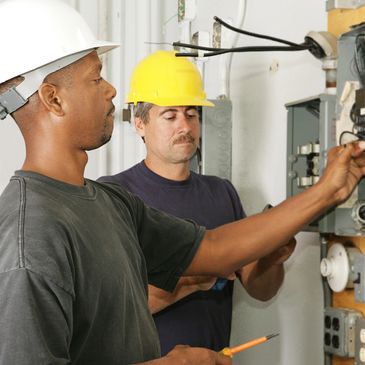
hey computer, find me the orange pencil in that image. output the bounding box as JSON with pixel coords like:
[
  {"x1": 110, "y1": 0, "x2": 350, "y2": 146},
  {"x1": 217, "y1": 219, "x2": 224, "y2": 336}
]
[{"x1": 220, "y1": 333, "x2": 279, "y2": 358}]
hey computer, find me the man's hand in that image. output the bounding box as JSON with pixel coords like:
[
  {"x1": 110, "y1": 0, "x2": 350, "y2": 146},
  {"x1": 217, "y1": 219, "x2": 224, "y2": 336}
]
[
  {"x1": 237, "y1": 237, "x2": 296, "y2": 301},
  {"x1": 319, "y1": 142, "x2": 365, "y2": 205},
  {"x1": 164, "y1": 345, "x2": 232, "y2": 365},
  {"x1": 135, "y1": 345, "x2": 232, "y2": 365}
]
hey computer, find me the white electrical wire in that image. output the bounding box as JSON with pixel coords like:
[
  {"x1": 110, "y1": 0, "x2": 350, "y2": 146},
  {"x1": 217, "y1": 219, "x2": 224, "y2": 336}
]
[{"x1": 218, "y1": 0, "x2": 247, "y2": 98}]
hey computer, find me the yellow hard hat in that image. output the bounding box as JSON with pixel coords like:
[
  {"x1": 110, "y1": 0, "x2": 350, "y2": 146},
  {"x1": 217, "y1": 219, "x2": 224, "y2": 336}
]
[{"x1": 126, "y1": 50, "x2": 214, "y2": 107}]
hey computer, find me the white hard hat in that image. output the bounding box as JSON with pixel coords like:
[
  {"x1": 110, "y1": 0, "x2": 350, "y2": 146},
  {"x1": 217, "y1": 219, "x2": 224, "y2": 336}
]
[{"x1": 0, "y1": 0, "x2": 119, "y2": 119}]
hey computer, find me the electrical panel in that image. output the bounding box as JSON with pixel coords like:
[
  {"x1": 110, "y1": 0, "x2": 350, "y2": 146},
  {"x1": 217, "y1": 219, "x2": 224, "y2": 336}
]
[
  {"x1": 286, "y1": 24, "x2": 365, "y2": 235},
  {"x1": 286, "y1": 94, "x2": 336, "y2": 231}
]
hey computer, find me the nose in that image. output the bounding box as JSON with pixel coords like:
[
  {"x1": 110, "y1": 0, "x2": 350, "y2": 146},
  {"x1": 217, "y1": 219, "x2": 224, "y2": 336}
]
[
  {"x1": 105, "y1": 79, "x2": 117, "y2": 99},
  {"x1": 177, "y1": 114, "x2": 192, "y2": 133}
]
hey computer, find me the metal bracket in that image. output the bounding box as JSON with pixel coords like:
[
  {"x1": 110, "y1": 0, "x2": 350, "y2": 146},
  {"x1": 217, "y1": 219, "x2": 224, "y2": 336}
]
[
  {"x1": 327, "y1": 0, "x2": 365, "y2": 10},
  {"x1": 0, "y1": 87, "x2": 27, "y2": 120},
  {"x1": 297, "y1": 176, "x2": 320, "y2": 187},
  {"x1": 297, "y1": 143, "x2": 320, "y2": 155},
  {"x1": 354, "y1": 254, "x2": 365, "y2": 303}
]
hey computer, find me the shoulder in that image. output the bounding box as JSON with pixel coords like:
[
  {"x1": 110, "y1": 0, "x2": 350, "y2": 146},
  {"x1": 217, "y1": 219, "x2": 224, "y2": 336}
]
[
  {"x1": 191, "y1": 172, "x2": 239, "y2": 194},
  {"x1": 92, "y1": 179, "x2": 143, "y2": 213},
  {"x1": 97, "y1": 163, "x2": 141, "y2": 190},
  {"x1": 191, "y1": 173, "x2": 245, "y2": 219}
]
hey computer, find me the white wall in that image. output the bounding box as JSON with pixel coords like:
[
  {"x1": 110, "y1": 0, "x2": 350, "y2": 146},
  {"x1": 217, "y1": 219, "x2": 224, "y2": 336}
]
[
  {"x1": 227, "y1": 3, "x2": 325, "y2": 364},
  {"x1": 0, "y1": 1, "x2": 327, "y2": 364}
]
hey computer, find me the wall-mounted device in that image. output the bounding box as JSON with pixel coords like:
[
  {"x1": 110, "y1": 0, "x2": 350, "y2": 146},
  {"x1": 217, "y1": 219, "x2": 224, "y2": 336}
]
[
  {"x1": 324, "y1": 307, "x2": 362, "y2": 358},
  {"x1": 320, "y1": 242, "x2": 365, "y2": 303},
  {"x1": 190, "y1": 99, "x2": 232, "y2": 180},
  {"x1": 286, "y1": 23, "x2": 365, "y2": 235}
]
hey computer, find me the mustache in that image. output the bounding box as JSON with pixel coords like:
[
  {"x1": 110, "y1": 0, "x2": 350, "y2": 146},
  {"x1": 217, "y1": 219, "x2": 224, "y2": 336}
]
[{"x1": 173, "y1": 134, "x2": 195, "y2": 145}]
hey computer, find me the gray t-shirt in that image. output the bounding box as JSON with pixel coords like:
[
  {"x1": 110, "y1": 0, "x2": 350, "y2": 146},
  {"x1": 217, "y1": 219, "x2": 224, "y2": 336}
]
[{"x1": 0, "y1": 171, "x2": 204, "y2": 364}]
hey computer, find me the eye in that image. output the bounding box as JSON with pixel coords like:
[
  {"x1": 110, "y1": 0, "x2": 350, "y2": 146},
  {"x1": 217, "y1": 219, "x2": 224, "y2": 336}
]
[
  {"x1": 164, "y1": 113, "x2": 176, "y2": 121},
  {"x1": 94, "y1": 77, "x2": 103, "y2": 84},
  {"x1": 187, "y1": 112, "x2": 198, "y2": 119}
]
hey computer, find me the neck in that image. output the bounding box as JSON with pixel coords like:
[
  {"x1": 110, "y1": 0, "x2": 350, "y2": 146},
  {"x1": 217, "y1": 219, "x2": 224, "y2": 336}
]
[
  {"x1": 144, "y1": 158, "x2": 191, "y2": 181},
  {"x1": 23, "y1": 144, "x2": 88, "y2": 186}
]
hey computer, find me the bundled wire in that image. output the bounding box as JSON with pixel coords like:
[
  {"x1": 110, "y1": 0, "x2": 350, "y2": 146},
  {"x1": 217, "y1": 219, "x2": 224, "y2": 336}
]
[
  {"x1": 174, "y1": 15, "x2": 310, "y2": 57},
  {"x1": 213, "y1": 16, "x2": 303, "y2": 47},
  {"x1": 354, "y1": 33, "x2": 365, "y2": 85}
]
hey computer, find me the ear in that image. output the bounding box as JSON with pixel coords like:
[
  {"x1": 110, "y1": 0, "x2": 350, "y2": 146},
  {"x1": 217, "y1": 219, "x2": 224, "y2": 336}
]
[
  {"x1": 37, "y1": 83, "x2": 65, "y2": 116},
  {"x1": 134, "y1": 117, "x2": 146, "y2": 138}
]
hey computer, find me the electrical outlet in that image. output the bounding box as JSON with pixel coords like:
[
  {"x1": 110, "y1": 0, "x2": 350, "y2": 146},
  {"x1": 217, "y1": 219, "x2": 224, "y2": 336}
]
[
  {"x1": 355, "y1": 317, "x2": 365, "y2": 364},
  {"x1": 324, "y1": 307, "x2": 362, "y2": 357}
]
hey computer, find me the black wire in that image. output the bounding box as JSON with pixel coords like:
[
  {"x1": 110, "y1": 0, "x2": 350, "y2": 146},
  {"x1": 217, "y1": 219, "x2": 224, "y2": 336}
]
[
  {"x1": 173, "y1": 15, "x2": 310, "y2": 58},
  {"x1": 339, "y1": 130, "x2": 360, "y2": 145},
  {"x1": 173, "y1": 41, "x2": 308, "y2": 53},
  {"x1": 173, "y1": 41, "x2": 227, "y2": 52},
  {"x1": 354, "y1": 34, "x2": 365, "y2": 85},
  {"x1": 175, "y1": 45, "x2": 307, "y2": 58},
  {"x1": 213, "y1": 16, "x2": 306, "y2": 48}
]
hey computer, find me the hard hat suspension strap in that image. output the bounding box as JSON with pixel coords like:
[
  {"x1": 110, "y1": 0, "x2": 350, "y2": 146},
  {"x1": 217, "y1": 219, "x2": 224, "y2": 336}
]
[{"x1": 0, "y1": 49, "x2": 92, "y2": 120}]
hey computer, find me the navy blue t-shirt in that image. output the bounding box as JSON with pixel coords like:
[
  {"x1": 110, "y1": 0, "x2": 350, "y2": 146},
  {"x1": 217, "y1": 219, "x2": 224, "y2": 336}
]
[{"x1": 98, "y1": 161, "x2": 245, "y2": 354}]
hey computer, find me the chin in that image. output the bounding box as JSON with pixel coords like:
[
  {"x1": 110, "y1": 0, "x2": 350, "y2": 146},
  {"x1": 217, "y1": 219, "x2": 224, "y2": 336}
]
[{"x1": 85, "y1": 133, "x2": 112, "y2": 151}]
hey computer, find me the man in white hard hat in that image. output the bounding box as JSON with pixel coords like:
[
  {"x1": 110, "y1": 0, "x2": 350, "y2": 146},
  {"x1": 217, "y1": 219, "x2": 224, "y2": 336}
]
[
  {"x1": 99, "y1": 50, "x2": 296, "y2": 355},
  {"x1": 1, "y1": 1, "x2": 365, "y2": 365},
  {"x1": 0, "y1": 2, "x2": 230, "y2": 364}
]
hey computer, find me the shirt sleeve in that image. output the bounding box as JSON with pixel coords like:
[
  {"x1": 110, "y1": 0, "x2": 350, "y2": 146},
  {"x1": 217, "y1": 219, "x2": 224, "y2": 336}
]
[
  {"x1": 0, "y1": 268, "x2": 73, "y2": 364},
  {"x1": 223, "y1": 178, "x2": 246, "y2": 220},
  {"x1": 95, "y1": 181, "x2": 206, "y2": 292},
  {"x1": 132, "y1": 196, "x2": 205, "y2": 292}
]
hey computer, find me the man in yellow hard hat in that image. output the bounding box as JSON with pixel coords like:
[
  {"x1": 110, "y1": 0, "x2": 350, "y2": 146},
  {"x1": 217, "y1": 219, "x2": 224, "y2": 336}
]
[
  {"x1": 1, "y1": 1, "x2": 365, "y2": 365},
  {"x1": 99, "y1": 50, "x2": 296, "y2": 355}
]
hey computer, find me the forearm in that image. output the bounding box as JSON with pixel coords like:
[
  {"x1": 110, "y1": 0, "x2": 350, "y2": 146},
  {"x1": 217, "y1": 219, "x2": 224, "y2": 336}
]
[
  {"x1": 149, "y1": 276, "x2": 216, "y2": 314},
  {"x1": 149, "y1": 287, "x2": 192, "y2": 314},
  {"x1": 238, "y1": 261, "x2": 284, "y2": 301},
  {"x1": 149, "y1": 283, "x2": 201, "y2": 314},
  {"x1": 187, "y1": 181, "x2": 334, "y2": 276}
]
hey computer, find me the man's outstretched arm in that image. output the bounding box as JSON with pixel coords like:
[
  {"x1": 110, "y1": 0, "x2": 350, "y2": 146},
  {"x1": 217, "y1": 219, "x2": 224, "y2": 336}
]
[{"x1": 186, "y1": 142, "x2": 365, "y2": 277}]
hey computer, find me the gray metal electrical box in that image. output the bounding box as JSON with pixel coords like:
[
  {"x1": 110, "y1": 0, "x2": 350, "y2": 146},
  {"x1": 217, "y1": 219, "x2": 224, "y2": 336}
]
[
  {"x1": 199, "y1": 99, "x2": 232, "y2": 180},
  {"x1": 286, "y1": 94, "x2": 336, "y2": 231},
  {"x1": 286, "y1": 23, "x2": 365, "y2": 235}
]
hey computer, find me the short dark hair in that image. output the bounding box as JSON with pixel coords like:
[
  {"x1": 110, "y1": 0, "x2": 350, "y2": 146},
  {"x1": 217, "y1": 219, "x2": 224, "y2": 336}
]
[{"x1": 133, "y1": 102, "x2": 153, "y2": 124}]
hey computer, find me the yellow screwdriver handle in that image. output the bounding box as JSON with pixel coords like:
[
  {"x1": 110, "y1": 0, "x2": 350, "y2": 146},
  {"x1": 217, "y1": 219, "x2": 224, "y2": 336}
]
[{"x1": 220, "y1": 347, "x2": 233, "y2": 358}]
